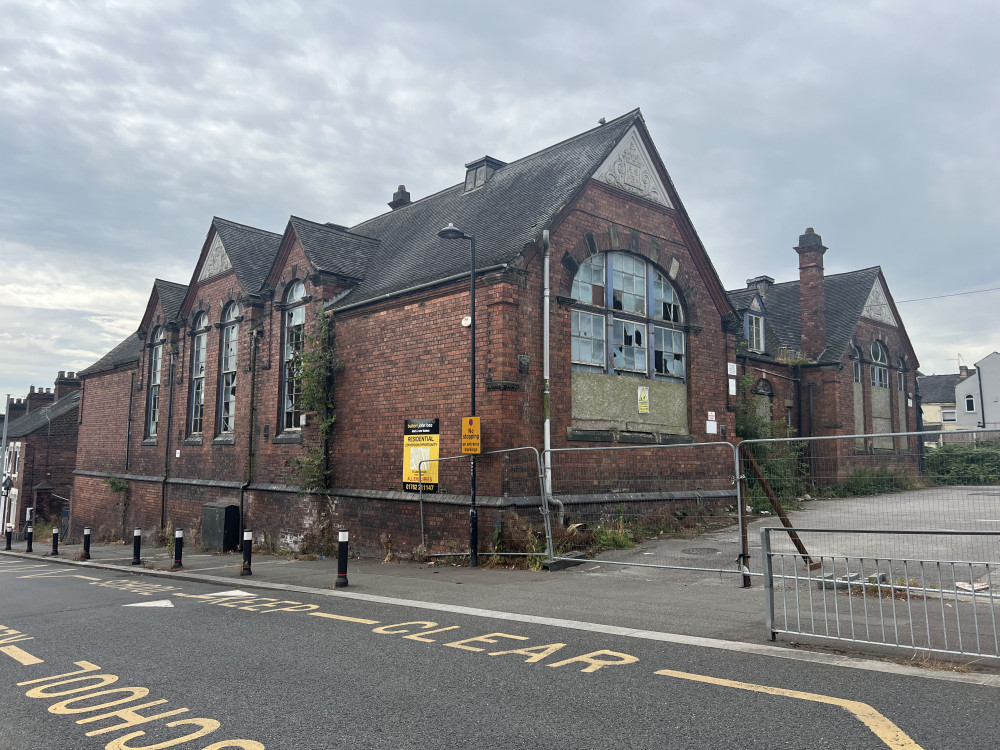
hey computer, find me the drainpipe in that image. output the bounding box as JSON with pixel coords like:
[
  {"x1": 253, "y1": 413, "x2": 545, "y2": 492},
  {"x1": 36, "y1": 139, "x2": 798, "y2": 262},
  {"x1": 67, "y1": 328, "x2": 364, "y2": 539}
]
[
  {"x1": 161, "y1": 352, "x2": 176, "y2": 530},
  {"x1": 793, "y1": 366, "x2": 803, "y2": 438},
  {"x1": 806, "y1": 380, "x2": 816, "y2": 484},
  {"x1": 241, "y1": 327, "x2": 260, "y2": 545},
  {"x1": 977, "y1": 370, "x2": 986, "y2": 429},
  {"x1": 541, "y1": 230, "x2": 564, "y2": 524}
]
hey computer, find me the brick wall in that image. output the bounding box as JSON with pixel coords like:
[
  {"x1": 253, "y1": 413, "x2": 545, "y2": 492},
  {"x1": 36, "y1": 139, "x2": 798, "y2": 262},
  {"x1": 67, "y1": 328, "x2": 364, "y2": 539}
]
[{"x1": 71, "y1": 180, "x2": 764, "y2": 551}]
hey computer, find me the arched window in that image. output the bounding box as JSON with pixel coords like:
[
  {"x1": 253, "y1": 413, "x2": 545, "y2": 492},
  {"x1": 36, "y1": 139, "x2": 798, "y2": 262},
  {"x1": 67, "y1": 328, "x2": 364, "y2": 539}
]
[
  {"x1": 896, "y1": 356, "x2": 906, "y2": 392},
  {"x1": 282, "y1": 281, "x2": 307, "y2": 431},
  {"x1": 570, "y1": 252, "x2": 685, "y2": 382},
  {"x1": 189, "y1": 312, "x2": 209, "y2": 435},
  {"x1": 218, "y1": 303, "x2": 239, "y2": 434},
  {"x1": 966, "y1": 394, "x2": 976, "y2": 413},
  {"x1": 870, "y1": 341, "x2": 889, "y2": 389},
  {"x1": 852, "y1": 345, "x2": 863, "y2": 383},
  {"x1": 147, "y1": 327, "x2": 165, "y2": 437},
  {"x1": 752, "y1": 378, "x2": 773, "y2": 420}
]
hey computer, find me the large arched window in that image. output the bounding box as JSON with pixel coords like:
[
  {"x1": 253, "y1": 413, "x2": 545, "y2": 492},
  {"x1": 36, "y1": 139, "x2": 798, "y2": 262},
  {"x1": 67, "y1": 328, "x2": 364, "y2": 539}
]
[
  {"x1": 870, "y1": 341, "x2": 889, "y2": 389},
  {"x1": 282, "y1": 281, "x2": 307, "y2": 431},
  {"x1": 570, "y1": 252, "x2": 685, "y2": 382},
  {"x1": 218, "y1": 303, "x2": 239, "y2": 434},
  {"x1": 146, "y1": 327, "x2": 165, "y2": 437},
  {"x1": 189, "y1": 312, "x2": 209, "y2": 435}
]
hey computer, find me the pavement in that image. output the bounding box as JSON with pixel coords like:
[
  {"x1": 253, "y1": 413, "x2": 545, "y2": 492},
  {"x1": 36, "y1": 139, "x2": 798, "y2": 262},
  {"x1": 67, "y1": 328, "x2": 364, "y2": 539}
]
[
  {"x1": 1, "y1": 534, "x2": 766, "y2": 643},
  {"x1": 3, "y1": 528, "x2": 999, "y2": 677}
]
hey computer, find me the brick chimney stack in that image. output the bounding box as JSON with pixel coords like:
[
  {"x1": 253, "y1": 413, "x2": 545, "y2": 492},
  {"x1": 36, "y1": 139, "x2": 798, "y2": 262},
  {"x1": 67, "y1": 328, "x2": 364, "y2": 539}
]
[
  {"x1": 5, "y1": 398, "x2": 27, "y2": 422},
  {"x1": 795, "y1": 227, "x2": 828, "y2": 360},
  {"x1": 25, "y1": 385, "x2": 55, "y2": 414},
  {"x1": 54, "y1": 371, "x2": 81, "y2": 400}
]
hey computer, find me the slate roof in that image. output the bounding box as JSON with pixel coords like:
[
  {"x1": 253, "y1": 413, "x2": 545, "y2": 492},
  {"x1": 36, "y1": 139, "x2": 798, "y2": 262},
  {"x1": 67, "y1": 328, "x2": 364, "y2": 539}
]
[
  {"x1": 154, "y1": 279, "x2": 188, "y2": 322},
  {"x1": 288, "y1": 216, "x2": 375, "y2": 281},
  {"x1": 5, "y1": 390, "x2": 81, "y2": 438},
  {"x1": 77, "y1": 333, "x2": 142, "y2": 378},
  {"x1": 335, "y1": 110, "x2": 642, "y2": 308},
  {"x1": 212, "y1": 217, "x2": 283, "y2": 294},
  {"x1": 727, "y1": 267, "x2": 883, "y2": 364},
  {"x1": 917, "y1": 373, "x2": 970, "y2": 404}
]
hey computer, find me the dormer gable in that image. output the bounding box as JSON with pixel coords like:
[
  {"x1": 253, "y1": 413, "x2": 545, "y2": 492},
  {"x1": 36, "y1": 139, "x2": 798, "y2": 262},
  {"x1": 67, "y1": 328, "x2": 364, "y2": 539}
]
[
  {"x1": 198, "y1": 232, "x2": 233, "y2": 281},
  {"x1": 592, "y1": 125, "x2": 673, "y2": 208},
  {"x1": 861, "y1": 278, "x2": 898, "y2": 327},
  {"x1": 740, "y1": 293, "x2": 767, "y2": 354}
]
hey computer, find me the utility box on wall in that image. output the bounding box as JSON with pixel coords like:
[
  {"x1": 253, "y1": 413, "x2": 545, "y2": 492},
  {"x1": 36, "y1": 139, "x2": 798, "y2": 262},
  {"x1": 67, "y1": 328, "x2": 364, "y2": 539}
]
[{"x1": 202, "y1": 502, "x2": 240, "y2": 552}]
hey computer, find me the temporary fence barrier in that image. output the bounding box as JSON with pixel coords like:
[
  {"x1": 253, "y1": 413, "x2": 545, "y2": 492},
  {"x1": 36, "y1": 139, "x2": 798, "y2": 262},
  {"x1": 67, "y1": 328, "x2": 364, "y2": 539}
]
[
  {"x1": 417, "y1": 447, "x2": 545, "y2": 554},
  {"x1": 763, "y1": 527, "x2": 1000, "y2": 659},
  {"x1": 540, "y1": 442, "x2": 747, "y2": 577},
  {"x1": 741, "y1": 429, "x2": 1000, "y2": 574}
]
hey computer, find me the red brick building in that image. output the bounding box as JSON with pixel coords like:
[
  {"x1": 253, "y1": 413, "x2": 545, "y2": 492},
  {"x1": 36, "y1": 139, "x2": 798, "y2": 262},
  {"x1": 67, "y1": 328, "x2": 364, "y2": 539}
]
[
  {"x1": 727, "y1": 228, "x2": 920, "y2": 480},
  {"x1": 1, "y1": 373, "x2": 82, "y2": 531},
  {"x1": 71, "y1": 110, "x2": 920, "y2": 552}
]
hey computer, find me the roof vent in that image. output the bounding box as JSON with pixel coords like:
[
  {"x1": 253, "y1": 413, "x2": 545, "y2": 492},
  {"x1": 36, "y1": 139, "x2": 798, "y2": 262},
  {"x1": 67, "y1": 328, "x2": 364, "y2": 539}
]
[
  {"x1": 464, "y1": 156, "x2": 506, "y2": 192},
  {"x1": 388, "y1": 185, "x2": 411, "y2": 210}
]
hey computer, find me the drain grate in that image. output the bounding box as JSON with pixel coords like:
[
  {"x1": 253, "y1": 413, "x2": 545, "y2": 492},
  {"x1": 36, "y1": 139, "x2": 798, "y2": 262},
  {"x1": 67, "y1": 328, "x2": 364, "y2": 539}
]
[{"x1": 681, "y1": 547, "x2": 720, "y2": 556}]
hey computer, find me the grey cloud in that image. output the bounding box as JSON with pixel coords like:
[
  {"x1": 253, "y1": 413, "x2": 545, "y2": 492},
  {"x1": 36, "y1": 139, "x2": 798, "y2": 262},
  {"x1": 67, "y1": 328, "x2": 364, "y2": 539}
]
[{"x1": 1, "y1": 0, "x2": 999, "y2": 400}]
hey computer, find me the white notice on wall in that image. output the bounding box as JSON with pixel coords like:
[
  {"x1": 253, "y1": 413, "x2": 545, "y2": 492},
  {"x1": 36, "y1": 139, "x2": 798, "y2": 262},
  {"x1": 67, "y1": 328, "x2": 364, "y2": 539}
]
[
  {"x1": 729, "y1": 378, "x2": 737, "y2": 396},
  {"x1": 727, "y1": 363, "x2": 737, "y2": 376},
  {"x1": 706, "y1": 420, "x2": 718, "y2": 435},
  {"x1": 707, "y1": 411, "x2": 716, "y2": 421}
]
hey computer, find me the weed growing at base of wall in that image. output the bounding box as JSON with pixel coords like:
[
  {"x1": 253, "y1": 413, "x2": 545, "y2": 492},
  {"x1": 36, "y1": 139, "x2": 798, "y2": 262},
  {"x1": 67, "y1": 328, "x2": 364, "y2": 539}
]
[{"x1": 100, "y1": 465, "x2": 130, "y2": 541}]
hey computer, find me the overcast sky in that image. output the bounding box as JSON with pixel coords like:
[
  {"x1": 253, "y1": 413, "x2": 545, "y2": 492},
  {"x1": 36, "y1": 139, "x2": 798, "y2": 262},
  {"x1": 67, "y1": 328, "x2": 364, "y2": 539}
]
[{"x1": 2, "y1": 0, "x2": 998, "y2": 411}]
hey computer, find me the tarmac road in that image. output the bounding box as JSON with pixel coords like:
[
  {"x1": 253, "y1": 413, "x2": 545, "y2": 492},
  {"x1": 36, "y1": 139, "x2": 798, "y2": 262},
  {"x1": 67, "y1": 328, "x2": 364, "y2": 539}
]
[{"x1": 2, "y1": 555, "x2": 998, "y2": 749}]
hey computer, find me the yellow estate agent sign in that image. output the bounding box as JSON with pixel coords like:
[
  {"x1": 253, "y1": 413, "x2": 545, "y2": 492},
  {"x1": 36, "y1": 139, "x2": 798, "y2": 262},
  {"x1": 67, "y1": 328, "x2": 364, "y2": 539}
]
[
  {"x1": 461, "y1": 416, "x2": 481, "y2": 454},
  {"x1": 403, "y1": 418, "x2": 439, "y2": 492}
]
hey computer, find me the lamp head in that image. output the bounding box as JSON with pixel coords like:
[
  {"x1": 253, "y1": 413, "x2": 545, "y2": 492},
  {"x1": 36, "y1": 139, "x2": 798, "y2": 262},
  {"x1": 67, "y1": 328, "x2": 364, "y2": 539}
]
[{"x1": 438, "y1": 223, "x2": 468, "y2": 241}]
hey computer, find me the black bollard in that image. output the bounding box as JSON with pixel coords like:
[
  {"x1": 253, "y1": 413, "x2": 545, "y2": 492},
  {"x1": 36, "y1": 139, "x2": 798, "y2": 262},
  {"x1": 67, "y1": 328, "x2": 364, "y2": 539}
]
[
  {"x1": 26, "y1": 524, "x2": 33, "y2": 553},
  {"x1": 82, "y1": 527, "x2": 91, "y2": 560},
  {"x1": 4, "y1": 524, "x2": 11, "y2": 551},
  {"x1": 335, "y1": 528, "x2": 349, "y2": 588},
  {"x1": 131, "y1": 527, "x2": 141, "y2": 565},
  {"x1": 171, "y1": 529, "x2": 183, "y2": 569},
  {"x1": 240, "y1": 530, "x2": 252, "y2": 576},
  {"x1": 51, "y1": 528, "x2": 59, "y2": 556}
]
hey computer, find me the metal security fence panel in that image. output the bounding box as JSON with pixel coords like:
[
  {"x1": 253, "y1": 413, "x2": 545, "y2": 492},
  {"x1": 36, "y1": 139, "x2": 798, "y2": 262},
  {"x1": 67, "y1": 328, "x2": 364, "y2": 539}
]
[
  {"x1": 417, "y1": 447, "x2": 545, "y2": 555},
  {"x1": 763, "y1": 527, "x2": 1000, "y2": 660},
  {"x1": 741, "y1": 430, "x2": 1000, "y2": 572},
  {"x1": 542, "y1": 442, "x2": 747, "y2": 574}
]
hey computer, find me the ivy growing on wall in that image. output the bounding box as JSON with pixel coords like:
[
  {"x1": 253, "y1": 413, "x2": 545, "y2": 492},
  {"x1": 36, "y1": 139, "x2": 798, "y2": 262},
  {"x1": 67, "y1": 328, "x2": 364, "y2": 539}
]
[{"x1": 289, "y1": 303, "x2": 337, "y2": 492}]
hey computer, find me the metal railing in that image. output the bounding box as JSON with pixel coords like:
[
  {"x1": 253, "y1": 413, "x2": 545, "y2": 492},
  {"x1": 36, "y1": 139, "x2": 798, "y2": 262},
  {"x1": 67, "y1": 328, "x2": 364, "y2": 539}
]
[
  {"x1": 540, "y1": 441, "x2": 746, "y2": 577},
  {"x1": 417, "y1": 446, "x2": 544, "y2": 553},
  {"x1": 762, "y1": 527, "x2": 1000, "y2": 659}
]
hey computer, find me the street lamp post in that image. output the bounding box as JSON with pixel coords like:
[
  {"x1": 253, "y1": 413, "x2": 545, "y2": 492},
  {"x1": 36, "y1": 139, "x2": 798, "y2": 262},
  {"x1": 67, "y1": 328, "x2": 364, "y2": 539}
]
[{"x1": 437, "y1": 223, "x2": 478, "y2": 567}]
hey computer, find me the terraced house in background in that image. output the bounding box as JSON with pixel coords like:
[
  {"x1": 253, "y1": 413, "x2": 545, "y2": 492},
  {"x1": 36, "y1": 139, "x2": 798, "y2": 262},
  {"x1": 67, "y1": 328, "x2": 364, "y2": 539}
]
[{"x1": 68, "y1": 109, "x2": 921, "y2": 553}]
